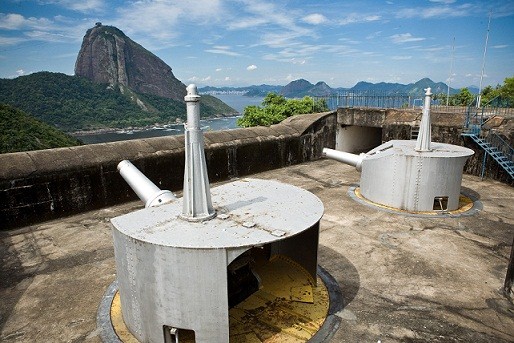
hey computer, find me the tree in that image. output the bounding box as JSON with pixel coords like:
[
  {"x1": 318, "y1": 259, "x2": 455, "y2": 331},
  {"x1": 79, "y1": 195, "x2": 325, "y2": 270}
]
[
  {"x1": 237, "y1": 93, "x2": 328, "y2": 127},
  {"x1": 479, "y1": 85, "x2": 499, "y2": 105},
  {"x1": 448, "y1": 87, "x2": 475, "y2": 106},
  {"x1": 0, "y1": 103, "x2": 81, "y2": 153},
  {"x1": 499, "y1": 76, "x2": 514, "y2": 105}
]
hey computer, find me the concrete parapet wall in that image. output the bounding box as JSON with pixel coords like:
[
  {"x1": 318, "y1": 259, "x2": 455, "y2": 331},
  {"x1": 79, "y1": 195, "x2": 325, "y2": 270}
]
[{"x1": 0, "y1": 112, "x2": 336, "y2": 230}]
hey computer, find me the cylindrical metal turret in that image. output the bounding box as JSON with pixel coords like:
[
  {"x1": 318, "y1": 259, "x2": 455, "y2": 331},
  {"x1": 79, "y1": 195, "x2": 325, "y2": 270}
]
[
  {"x1": 181, "y1": 84, "x2": 216, "y2": 221},
  {"x1": 117, "y1": 160, "x2": 176, "y2": 208},
  {"x1": 415, "y1": 87, "x2": 433, "y2": 152},
  {"x1": 322, "y1": 148, "x2": 365, "y2": 171}
]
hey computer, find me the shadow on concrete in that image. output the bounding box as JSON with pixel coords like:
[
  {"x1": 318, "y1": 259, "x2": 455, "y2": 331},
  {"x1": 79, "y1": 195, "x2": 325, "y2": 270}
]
[
  {"x1": 461, "y1": 185, "x2": 481, "y2": 201},
  {"x1": 0, "y1": 230, "x2": 114, "y2": 337},
  {"x1": 0, "y1": 233, "x2": 36, "y2": 336},
  {"x1": 318, "y1": 244, "x2": 360, "y2": 308},
  {"x1": 399, "y1": 294, "x2": 514, "y2": 343}
]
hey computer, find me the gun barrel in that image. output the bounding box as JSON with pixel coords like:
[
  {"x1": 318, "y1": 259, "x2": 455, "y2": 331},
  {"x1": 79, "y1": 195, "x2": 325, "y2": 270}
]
[
  {"x1": 118, "y1": 160, "x2": 176, "y2": 208},
  {"x1": 322, "y1": 148, "x2": 364, "y2": 171}
]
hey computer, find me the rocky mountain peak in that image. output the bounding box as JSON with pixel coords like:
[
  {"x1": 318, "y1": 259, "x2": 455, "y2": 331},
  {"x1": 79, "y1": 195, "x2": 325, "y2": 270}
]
[{"x1": 74, "y1": 24, "x2": 186, "y2": 101}]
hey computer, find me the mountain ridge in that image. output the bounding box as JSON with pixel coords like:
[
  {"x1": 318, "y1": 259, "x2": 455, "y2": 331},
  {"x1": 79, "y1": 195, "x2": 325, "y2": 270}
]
[
  {"x1": 200, "y1": 78, "x2": 478, "y2": 98},
  {"x1": 0, "y1": 71, "x2": 236, "y2": 132},
  {"x1": 0, "y1": 24, "x2": 236, "y2": 133}
]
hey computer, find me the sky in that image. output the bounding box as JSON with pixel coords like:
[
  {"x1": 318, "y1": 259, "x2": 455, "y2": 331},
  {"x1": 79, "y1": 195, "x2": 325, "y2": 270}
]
[{"x1": 1, "y1": 0, "x2": 513, "y2": 89}]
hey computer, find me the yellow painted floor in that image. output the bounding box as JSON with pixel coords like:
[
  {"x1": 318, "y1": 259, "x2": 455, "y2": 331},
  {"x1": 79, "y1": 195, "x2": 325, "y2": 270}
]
[
  {"x1": 110, "y1": 255, "x2": 330, "y2": 342},
  {"x1": 354, "y1": 187, "x2": 474, "y2": 215}
]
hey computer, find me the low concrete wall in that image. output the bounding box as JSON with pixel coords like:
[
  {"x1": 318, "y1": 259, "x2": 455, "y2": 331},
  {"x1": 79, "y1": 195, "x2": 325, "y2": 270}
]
[{"x1": 0, "y1": 112, "x2": 336, "y2": 230}]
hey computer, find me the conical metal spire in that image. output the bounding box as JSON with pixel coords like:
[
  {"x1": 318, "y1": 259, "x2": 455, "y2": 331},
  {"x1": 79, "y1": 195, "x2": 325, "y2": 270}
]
[
  {"x1": 180, "y1": 84, "x2": 216, "y2": 221},
  {"x1": 415, "y1": 88, "x2": 433, "y2": 152}
]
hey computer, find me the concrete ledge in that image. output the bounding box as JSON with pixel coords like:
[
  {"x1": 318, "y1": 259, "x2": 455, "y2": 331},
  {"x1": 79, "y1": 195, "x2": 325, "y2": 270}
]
[{"x1": 0, "y1": 112, "x2": 336, "y2": 230}]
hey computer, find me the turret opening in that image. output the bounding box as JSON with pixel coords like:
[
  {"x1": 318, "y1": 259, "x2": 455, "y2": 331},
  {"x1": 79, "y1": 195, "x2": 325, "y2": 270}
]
[
  {"x1": 433, "y1": 196, "x2": 449, "y2": 211},
  {"x1": 163, "y1": 326, "x2": 195, "y2": 343},
  {"x1": 227, "y1": 248, "x2": 264, "y2": 308}
]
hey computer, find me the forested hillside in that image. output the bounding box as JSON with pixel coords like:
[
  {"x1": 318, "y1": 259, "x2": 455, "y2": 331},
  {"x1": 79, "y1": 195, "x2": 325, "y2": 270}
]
[
  {"x1": 0, "y1": 72, "x2": 236, "y2": 132},
  {"x1": 0, "y1": 103, "x2": 81, "y2": 153}
]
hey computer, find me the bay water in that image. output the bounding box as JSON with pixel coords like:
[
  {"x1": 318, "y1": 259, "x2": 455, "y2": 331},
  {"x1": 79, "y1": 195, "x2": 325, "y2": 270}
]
[{"x1": 74, "y1": 94, "x2": 265, "y2": 144}]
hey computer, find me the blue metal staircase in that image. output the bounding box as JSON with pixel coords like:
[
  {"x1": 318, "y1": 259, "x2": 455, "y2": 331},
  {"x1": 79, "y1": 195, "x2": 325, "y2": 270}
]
[{"x1": 462, "y1": 101, "x2": 514, "y2": 179}]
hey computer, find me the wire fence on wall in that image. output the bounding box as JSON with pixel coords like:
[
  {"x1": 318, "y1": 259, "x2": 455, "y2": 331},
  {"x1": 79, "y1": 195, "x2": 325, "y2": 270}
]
[{"x1": 314, "y1": 92, "x2": 412, "y2": 110}]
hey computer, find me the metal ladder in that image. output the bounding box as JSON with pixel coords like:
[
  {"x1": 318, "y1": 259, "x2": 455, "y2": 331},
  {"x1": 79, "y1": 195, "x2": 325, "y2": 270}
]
[
  {"x1": 410, "y1": 126, "x2": 419, "y2": 140},
  {"x1": 462, "y1": 131, "x2": 514, "y2": 178},
  {"x1": 462, "y1": 101, "x2": 513, "y2": 179}
]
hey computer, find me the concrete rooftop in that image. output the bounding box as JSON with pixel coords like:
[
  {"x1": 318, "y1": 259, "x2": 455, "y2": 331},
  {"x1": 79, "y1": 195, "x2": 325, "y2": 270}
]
[{"x1": 1, "y1": 159, "x2": 513, "y2": 343}]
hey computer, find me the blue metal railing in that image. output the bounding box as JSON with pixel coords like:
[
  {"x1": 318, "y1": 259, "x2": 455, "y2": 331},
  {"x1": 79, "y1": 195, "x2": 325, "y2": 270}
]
[
  {"x1": 461, "y1": 97, "x2": 514, "y2": 179},
  {"x1": 488, "y1": 131, "x2": 514, "y2": 166},
  {"x1": 314, "y1": 92, "x2": 411, "y2": 110}
]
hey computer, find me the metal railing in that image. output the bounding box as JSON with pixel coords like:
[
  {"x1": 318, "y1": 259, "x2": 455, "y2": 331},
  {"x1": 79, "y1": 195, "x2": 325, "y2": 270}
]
[
  {"x1": 314, "y1": 91, "x2": 411, "y2": 110},
  {"x1": 488, "y1": 131, "x2": 514, "y2": 164},
  {"x1": 461, "y1": 95, "x2": 514, "y2": 179},
  {"x1": 464, "y1": 96, "x2": 514, "y2": 131}
]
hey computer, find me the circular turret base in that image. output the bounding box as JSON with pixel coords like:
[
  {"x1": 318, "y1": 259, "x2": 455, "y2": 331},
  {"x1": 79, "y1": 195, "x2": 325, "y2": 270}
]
[
  {"x1": 348, "y1": 185, "x2": 482, "y2": 218},
  {"x1": 98, "y1": 264, "x2": 342, "y2": 343}
]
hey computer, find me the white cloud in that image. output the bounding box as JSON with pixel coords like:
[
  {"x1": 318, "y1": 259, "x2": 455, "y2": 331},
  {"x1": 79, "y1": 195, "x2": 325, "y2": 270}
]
[
  {"x1": 25, "y1": 30, "x2": 66, "y2": 42},
  {"x1": 228, "y1": 0, "x2": 313, "y2": 49},
  {"x1": 397, "y1": 4, "x2": 473, "y2": 19},
  {"x1": 247, "y1": 64, "x2": 257, "y2": 71},
  {"x1": 40, "y1": 0, "x2": 106, "y2": 13},
  {"x1": 16, "y1": 69, "x2": 25, "y2": 76},
  {"x1": 417, "y1": 46, "x2": 445, "y2": 52},
  {"x1": 391, "y1": 56, "x2": 412, "y2": 60},
  {"x1": 188, "y1": 75, "x2": 211, "y2": 82},
  {"x1": 216, "y1": 68, "x2": 222, "y2": 72},
  {"x1": 429, "y1": 0, "x2": 456, "y2": 4},
  {"x1": 228, "y1": 17, "x2": 268, "y2": 30},
  {"x1": 366, "y1": 31, "x2": 382, "y2": 40},
  {"x1": 390, "y1": 33, "x2": 425, "y2": 44},
  {"x1": 285, "y1": 74, "x2": 296, "y2": 82},
  {"x1": 0, "y1": 35, "x2": 26, "y2": 46},
  {"x1": 302, "y1": 13, "x2": 328, "y2": 25},
  {"x1": 115, "y1": 0, "x2": 223, "y2": 42},
  {"x1": 263, "y1": 42, "x2": 360, "y2": 64},
  {"x1": 492, "y1": 45, "x2": 508, "y2": 49},
  {"x1": 0, "y1": 13, "x2": 53, "y2": 30},
  {"x1": 338, "y1": 13, "x2": 381, "y2": 25},
  {"x1": 0, "y1": 13, "x2": 91, "y2": 45},
  {"x1": 205, "y1": 47, "x2": 241, "y2": 57},
  {"x1": 260, "y1": 30, "x2": 311, "y2": 48}
]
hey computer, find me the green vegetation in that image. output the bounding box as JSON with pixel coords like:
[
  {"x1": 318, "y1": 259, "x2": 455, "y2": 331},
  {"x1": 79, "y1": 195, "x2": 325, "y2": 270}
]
[
  {"x1": 448, "y1": 87, "x2": 475, "y2": 106},
  {"x1": 433, "y1": 75, "x2": 514, "y2": 107},
  {"x1": 480, "y1": 75, "x2": 514, "y2": 107},
  {"x1": 0, "y1": 103, "x2": 81, "y2": 153},
  {"x1": 237, "y1": 93, "x2": 328, "y2": 127},
  {"x1": 0, "y1": 72, "x2": 235, "y2": 132}
]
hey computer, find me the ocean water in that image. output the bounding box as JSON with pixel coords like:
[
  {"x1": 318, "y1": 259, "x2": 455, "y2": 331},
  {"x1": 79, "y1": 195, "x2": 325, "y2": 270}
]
[
  {"x1": 75, "y1": 116, "x2": 240, "y2": 144},
  {"x1": 213, "y1": 93, "x2": 265, "y2": 113},
  {"x1": 74, "y1": 94, "x2": 265, "y2": 144}
]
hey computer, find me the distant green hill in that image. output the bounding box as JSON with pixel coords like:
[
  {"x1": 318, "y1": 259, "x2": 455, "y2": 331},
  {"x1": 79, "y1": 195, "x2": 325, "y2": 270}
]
[
  {"x1": 0, "y1": 103, "x2": 81, "y2": 153},
  {"x1": 0, "y1": 72, "x2": 236, "y2": 132}
]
